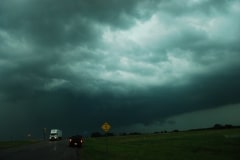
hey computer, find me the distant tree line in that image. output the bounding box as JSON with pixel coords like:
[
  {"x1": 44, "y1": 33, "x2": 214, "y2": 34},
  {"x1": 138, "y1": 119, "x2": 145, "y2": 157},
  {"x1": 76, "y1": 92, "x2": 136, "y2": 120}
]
[
  {"x1": 212, "y1": 124, "x2": 235, "y2": 129},
  {"x1": 90, "y1": 124, "x2": 239, "y2": 137},
  {"x1": 91, "y1": 132, "x2": 115, "y2": 137},
  {"x1": 189, "y1": 124, "x2": 239, "y2": 131},
  {"x1": 90, "y1": 132, "x2": 143, "y2": 137}
]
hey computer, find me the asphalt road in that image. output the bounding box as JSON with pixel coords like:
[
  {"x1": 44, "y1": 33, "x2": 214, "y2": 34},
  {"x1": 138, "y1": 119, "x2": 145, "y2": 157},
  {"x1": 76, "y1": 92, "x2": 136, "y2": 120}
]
[{"x1": 0, "y1": 140, "x2": 83, "y2": 160}]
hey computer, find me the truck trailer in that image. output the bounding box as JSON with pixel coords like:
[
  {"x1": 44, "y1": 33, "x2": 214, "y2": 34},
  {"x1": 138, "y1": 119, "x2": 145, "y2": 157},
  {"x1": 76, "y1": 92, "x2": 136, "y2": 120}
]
[{"x1": 49, "y1": 129, "x2": 62, "y2": 141}]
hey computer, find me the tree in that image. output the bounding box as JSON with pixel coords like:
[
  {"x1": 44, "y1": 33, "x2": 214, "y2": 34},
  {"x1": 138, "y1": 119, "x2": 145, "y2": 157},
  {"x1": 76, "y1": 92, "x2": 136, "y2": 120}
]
[{"x1": 91, "y1": 132, "x2": 103, "y2": 137}]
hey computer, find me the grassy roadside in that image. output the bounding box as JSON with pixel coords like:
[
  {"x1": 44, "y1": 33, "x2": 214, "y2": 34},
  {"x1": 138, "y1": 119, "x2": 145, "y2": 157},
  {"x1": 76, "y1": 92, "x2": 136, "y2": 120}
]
[
  {"x1": 0, "y1": 140, "x2": 40, "y2": 150},
  {"x1": 80, "y1": 129, "x2": 240, "y2": 160}
]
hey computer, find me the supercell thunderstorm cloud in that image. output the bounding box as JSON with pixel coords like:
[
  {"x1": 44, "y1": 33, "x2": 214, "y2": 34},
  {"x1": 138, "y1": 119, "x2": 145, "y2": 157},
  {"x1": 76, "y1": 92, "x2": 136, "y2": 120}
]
[{"x1": 0, "y1": 0, "x2": 240, "y2": 139}]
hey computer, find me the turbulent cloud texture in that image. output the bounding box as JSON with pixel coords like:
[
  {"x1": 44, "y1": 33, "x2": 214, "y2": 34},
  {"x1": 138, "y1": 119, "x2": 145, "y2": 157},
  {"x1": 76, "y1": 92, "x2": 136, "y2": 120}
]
[{"x1": 0, "y1": 0, "x2": 240, "y2": 139}]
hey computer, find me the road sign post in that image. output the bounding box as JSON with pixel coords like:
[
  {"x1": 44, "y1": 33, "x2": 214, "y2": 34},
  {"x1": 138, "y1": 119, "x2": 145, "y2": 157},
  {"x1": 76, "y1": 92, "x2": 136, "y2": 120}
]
[{"x1": 101, "y1": 122, "x2": 111, "y2": 157}]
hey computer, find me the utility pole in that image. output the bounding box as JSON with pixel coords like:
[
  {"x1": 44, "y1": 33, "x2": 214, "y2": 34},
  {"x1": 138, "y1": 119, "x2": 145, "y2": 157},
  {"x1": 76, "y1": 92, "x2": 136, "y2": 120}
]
[{"x1": 43, "y1": 128, "x2": 47, "y2": 140}]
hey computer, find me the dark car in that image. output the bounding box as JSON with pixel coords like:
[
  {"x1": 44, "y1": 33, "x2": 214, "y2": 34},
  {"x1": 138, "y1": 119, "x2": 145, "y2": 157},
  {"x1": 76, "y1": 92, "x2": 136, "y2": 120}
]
[{"x1": 68, "y1": 135, "x2": 83, "y2": 147}]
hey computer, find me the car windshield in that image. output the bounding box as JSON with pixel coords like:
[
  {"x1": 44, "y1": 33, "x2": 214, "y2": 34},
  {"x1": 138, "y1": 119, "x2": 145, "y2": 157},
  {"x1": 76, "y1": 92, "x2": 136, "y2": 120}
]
[
  {"x1": 70, "y1": 135, "x2": 82, "y2": 139},
  {"x1": 50, "y1": 133, "x2": 57, "y2": 136}
]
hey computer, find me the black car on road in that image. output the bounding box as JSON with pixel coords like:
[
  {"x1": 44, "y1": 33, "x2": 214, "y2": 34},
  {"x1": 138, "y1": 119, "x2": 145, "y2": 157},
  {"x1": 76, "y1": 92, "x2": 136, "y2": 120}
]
[{"x1": 68, "y1": 135, "x2": 83, "y2": 147}]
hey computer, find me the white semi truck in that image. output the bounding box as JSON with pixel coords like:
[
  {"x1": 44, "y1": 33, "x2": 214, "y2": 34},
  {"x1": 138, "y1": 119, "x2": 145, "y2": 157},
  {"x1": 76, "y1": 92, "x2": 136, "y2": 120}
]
[{"x1": 49, "y1": 129, "x2": 62, "y2": 141}]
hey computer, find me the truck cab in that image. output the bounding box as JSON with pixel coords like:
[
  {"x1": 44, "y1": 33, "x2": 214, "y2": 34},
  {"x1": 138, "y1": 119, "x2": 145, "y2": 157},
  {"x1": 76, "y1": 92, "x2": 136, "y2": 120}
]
[{"x1": 49, "y1": 129, "x2": 62, "y2": 141}]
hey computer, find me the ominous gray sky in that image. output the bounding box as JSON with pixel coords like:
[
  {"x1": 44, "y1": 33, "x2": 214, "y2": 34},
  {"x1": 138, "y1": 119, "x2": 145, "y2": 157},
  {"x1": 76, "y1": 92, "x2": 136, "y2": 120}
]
[{"x1": 1, "y1": 0, "x2": 240, "y2": 140}]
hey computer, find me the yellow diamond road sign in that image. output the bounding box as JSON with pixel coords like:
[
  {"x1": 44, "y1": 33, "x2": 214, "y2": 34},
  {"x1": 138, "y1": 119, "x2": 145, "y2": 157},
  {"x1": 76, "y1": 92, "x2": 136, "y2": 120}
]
[{"x1": 101, "y1": 122, "x2": 111, "y2": 132}]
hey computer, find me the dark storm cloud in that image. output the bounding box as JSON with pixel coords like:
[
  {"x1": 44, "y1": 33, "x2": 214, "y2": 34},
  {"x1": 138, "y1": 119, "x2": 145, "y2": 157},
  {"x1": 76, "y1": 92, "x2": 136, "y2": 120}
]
[
  {"x1": 1, "y1": 1, "x2": 95, "y2": 47},
  {"x1": 157, "y1": 0, "x2": 232, "y2": 15},
  {"x1": 0, "y1": 0, "x2": 147, "y2": 48},
  {"x1": 0, "y1": 0, "x2": 240, "y2": 139}
]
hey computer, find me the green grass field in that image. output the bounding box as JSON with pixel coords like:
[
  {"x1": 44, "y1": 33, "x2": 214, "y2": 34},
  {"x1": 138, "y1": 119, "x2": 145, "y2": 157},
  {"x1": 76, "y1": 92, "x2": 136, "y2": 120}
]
[
  {"x1": 0, "y1": 140, "x2": 39, "y2": 149},
  {"x1": 0, "y1": 129, "x2": 239, "y2": 159},
  {"x1": 80, "y1": 129, "x2": 240, "y2": 160}
]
